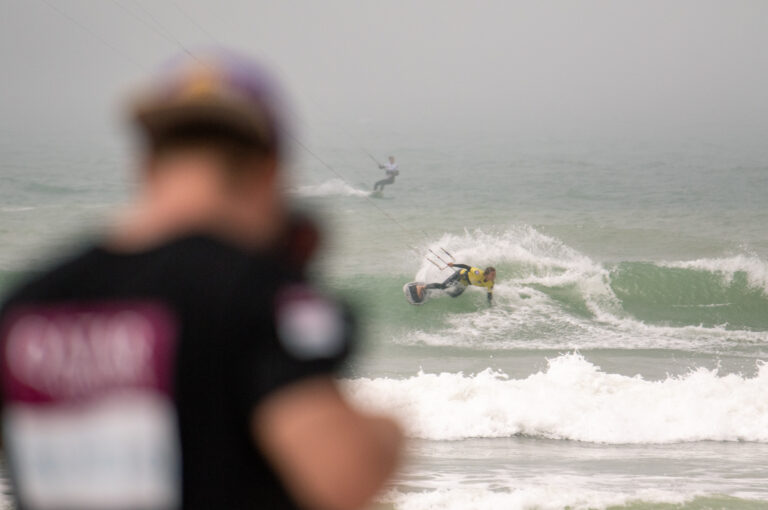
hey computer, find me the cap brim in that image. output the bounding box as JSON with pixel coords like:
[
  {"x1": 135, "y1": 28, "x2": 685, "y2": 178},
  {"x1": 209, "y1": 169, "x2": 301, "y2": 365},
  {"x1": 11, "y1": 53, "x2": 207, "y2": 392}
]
[{"x1": 132, "y1": 94, "x2": 272, "y2": 144}]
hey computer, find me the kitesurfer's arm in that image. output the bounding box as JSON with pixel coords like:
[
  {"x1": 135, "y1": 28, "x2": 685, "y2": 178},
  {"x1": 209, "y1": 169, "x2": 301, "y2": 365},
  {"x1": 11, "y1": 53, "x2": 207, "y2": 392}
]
[
  {"x1": 484, "y1": 279, "x2": 494, "y2": 305},
  {"x1": 448, "y1": 263, "x2": 471, "y2": 271}
]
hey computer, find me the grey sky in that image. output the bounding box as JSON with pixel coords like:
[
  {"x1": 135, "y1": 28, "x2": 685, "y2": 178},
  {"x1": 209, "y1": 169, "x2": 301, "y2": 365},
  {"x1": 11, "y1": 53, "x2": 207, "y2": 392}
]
[{"x1": 2, "y1": 1, "x2": 767, "y2": 143}]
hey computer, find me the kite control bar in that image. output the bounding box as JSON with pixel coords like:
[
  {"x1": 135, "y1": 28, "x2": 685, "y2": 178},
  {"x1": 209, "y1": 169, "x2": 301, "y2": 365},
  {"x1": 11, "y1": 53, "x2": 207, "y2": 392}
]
[{"x1": 425, "y1": 247, "x2": 456, "y2": 271}]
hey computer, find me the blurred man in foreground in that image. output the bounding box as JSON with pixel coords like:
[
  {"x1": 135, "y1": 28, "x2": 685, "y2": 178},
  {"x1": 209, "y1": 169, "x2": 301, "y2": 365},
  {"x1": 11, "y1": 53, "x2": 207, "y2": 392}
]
[{"x1": 0, "y1": 50, "x2": 402, "y2": 510}]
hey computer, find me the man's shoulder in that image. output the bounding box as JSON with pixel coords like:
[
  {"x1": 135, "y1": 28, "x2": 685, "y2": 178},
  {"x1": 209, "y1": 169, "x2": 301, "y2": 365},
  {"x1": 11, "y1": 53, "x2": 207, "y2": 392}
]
[
  {"x1": 0, "y1": 235, "x2": 279, "y2": 313},
  {"x1": 1, "y1": 245, "x2": 101, "y2": 309}
]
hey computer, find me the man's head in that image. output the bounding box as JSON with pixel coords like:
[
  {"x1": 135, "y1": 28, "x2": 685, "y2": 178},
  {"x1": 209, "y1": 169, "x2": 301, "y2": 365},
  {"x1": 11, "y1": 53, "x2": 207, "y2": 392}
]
[
  {"x1": 388, "y1": 156, "x2": 395, "y2": 163},
  {"x1": 484, "y1": 267, "x2": 496, "y2": 282},
  {"x1": 127, "y1": 50, "x2": 290, "y2": 245},
  {"x1": 132, "y1": 49, "x2": 286, "y2": 164}
]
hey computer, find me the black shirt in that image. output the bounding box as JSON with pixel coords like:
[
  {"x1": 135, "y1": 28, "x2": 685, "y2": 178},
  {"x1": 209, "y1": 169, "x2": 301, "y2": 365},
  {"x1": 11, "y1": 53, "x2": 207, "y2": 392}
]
[{"x1": 0, "y1": 235, "x2": 351, "y2": 510}]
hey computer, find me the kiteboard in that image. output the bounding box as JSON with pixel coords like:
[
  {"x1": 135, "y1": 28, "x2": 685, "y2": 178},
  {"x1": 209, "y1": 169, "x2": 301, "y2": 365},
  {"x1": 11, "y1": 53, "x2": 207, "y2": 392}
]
[
  {"x1": 369, "y1": 190, "x2": 383, "y2": 198},
  {"x1": 403, "y1": 281, "x2": 431, "y2": 305}
]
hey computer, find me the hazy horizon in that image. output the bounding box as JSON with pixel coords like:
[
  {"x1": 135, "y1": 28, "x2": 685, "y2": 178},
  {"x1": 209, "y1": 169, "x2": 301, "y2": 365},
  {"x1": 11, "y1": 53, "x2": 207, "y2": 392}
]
[{"x1": 2, "y1": 1, "x2": 768, "y2": 147}]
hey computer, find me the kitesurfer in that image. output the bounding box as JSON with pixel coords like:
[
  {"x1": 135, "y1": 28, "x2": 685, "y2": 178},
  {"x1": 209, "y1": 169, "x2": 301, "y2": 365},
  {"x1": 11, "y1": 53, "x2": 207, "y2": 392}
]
[
  {"x1": 373, "y1": 156, "x2": 399, "y2": 192},
  {"x1": 417, "y1": 262, "x2": 496, "y2": 304}
]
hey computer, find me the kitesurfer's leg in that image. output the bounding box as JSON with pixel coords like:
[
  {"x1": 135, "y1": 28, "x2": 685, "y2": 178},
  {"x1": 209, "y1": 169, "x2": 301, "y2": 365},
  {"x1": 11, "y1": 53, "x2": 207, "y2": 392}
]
[
  {"x1": 374, "y1": 176, "x2": 395, "y2": 191},
  {"x1": 417, "y1": 272, "x2": 461, "y2": 299}
]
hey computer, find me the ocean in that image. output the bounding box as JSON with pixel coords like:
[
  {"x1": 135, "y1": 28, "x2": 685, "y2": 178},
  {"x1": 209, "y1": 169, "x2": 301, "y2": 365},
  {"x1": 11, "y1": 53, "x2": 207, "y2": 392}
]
[{"x1": 1, "y1": 126, "x2": 768, "y2": 509}]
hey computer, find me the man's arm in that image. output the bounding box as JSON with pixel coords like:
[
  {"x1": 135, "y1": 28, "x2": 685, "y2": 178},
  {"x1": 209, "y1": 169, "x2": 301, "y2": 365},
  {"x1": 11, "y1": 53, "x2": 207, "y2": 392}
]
[
  {"x1": 449, "y1": 263, "x2": 471, "y2": 271},
  {"x1": 253, "y1": 377, "x2": 403, "y2": 510}
]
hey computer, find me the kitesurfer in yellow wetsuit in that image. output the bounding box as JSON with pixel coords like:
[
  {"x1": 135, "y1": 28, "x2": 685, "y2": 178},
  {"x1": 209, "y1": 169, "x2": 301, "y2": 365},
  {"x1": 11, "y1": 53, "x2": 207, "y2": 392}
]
[{"x1": 417, "y1": 263, "x2": 496, "y2": 304}]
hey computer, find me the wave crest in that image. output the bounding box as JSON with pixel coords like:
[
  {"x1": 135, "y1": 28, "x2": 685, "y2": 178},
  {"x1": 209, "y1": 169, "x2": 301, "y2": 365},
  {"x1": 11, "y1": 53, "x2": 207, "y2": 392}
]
[{"x1": 344, "y1": 353, "x2": 768, "y2": 444}]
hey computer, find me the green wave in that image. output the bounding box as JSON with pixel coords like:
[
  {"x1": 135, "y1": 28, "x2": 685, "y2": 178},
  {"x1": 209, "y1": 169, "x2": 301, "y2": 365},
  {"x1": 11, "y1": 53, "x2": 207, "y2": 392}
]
[
  {"x1": 609, "y1": 262, "x2": 768, "y2": 330},
  {"x1": 329, "y1": 258, "x2": 768, "y2": 338}
]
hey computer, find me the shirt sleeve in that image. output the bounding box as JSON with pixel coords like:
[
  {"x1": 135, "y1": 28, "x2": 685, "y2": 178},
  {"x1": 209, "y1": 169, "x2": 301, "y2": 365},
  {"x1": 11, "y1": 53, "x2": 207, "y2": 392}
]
[{"x1": 239, "y1": 282, "x2": 353, "y2": 406}]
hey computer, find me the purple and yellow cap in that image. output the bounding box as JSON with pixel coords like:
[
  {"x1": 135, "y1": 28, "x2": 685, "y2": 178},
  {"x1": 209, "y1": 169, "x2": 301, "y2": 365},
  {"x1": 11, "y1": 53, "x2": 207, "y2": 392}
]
[{"x1": 131, "y1": 49, "x2": 287, "y2": 155}]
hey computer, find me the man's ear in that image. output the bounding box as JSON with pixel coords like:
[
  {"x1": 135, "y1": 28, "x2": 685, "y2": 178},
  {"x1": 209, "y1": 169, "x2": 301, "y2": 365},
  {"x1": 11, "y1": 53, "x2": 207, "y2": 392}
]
[
  {"x1": 258, "y1": 155, "x2": 279, "y2": 187},
  {"x1": 238, "y1": 154, "x2": 278, "y2": 192}
]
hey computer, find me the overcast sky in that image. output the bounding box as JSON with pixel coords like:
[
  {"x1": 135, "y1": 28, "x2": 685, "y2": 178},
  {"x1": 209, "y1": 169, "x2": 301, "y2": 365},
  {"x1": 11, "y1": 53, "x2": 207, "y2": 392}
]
[{"x1": 2, "y1": 1, "x2": 767, "y2": 144}]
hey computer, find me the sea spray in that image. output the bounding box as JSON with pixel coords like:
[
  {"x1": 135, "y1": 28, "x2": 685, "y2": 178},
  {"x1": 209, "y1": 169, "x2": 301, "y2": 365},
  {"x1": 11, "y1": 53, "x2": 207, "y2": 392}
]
[
  {"x1": 343, "y1": 353, "x2": 768, "y2": 443},
  {"x1": 289, "y1": 179, "x2": 370, "y2": 198},
  {"x1": 414, "y1": 226, "x2": 602, "y2": 285}
]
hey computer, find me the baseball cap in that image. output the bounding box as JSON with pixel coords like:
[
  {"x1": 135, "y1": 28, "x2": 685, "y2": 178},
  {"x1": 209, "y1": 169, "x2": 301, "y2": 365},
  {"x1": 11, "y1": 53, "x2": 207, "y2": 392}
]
[{"x1": 131, "y1": 49, "x2": 286, "y2": 154}]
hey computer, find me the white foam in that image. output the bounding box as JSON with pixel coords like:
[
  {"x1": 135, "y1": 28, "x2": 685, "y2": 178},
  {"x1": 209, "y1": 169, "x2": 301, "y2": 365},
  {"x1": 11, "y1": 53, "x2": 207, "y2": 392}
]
[
  {"x1": 343, "y1": 353, "x2": 768, "y2": 444},
  {"x1": 382, "y1": 486, "x2": 693, "y2": 510},
  {"x1": 415, "y1": 225, "x2": 600, "y2": 284},
  {"x1": 288, "y1": 179, "x2": 370, "y2": 198}
]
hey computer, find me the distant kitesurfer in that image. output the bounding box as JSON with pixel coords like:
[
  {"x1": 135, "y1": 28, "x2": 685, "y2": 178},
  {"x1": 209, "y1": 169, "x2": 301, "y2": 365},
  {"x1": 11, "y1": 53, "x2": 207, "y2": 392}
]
[
  {"x1": 417, "y1": 262, "x2": 496, "y2": 305},
  {"x1": 373, "y1": 155, "x2": 399, "y2": 191}
]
